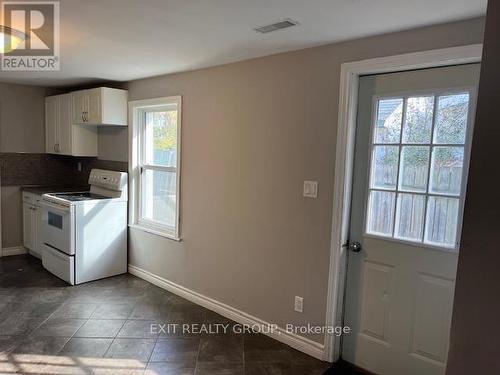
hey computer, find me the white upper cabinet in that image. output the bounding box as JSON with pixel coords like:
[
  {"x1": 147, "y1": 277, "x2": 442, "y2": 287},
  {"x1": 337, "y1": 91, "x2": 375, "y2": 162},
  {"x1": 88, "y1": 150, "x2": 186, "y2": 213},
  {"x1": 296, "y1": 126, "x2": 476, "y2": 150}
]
[
  {"x1": 45, "y1": 95, "x2": 59, "y2": 154},
  {"x1": 72, "y1": 87, "x2": 127, "y2": 126},
  {"x1": 58, "y1": 93, "x2": 72, "y2": 155},
  {"x1": 45, "y1": 93, "x2": 98, "y2": 157},
  {"x1": 72, "y1": 90, "x2": 87, "y2": 125}
]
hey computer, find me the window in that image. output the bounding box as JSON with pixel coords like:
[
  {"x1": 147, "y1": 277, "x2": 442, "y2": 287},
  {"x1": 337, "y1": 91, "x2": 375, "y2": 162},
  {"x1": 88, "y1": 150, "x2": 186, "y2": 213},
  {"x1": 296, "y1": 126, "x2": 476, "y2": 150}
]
[
  {"x1": 365, "y1": 91, "x2": 473, "y2": 250},
  {"x1": 130, "y1": 96, "x2": 181, "y2": 239}
]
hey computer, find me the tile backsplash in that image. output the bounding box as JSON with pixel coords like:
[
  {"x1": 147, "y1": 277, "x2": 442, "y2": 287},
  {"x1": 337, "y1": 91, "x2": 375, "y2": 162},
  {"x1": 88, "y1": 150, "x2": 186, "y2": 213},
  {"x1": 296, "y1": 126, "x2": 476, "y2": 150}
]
[{"x1": 0, "y1": 153, "x2": 128, "y2": 187}]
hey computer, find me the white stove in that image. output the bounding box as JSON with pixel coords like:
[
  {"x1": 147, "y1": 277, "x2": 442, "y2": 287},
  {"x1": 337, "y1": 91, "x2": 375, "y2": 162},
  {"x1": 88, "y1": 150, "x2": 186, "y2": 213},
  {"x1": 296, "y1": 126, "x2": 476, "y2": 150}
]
[{"x1": 40, "y1": 169, "x2": 128, "y2": 285}]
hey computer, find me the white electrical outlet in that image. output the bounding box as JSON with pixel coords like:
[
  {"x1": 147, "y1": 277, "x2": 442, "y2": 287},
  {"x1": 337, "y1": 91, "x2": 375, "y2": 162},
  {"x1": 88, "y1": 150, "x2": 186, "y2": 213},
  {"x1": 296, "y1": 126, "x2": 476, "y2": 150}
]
[
  {"x1": 303, "y1": 181, "x2": 318, "y2": 198},
  {"x1": 294, "y1": 296, "x2": 304, "y2": 313}
]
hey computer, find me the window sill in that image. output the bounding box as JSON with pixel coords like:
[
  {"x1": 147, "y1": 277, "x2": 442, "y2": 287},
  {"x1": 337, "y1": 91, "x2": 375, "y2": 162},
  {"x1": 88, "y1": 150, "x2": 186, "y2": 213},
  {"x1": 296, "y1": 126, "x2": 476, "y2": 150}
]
[{"x1": 129, "y1": 224, "x2": 181, "y2": 242}]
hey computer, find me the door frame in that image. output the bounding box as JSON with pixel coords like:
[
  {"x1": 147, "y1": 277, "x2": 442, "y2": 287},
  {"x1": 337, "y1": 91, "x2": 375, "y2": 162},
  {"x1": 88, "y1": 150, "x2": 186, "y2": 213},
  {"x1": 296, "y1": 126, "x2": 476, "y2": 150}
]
[
  {"x1": 0, "y1": 169, "x2": 2, "y2": 257},
  {"x1": 323, "y1": 44, "x2": 483, "y2": 362}
]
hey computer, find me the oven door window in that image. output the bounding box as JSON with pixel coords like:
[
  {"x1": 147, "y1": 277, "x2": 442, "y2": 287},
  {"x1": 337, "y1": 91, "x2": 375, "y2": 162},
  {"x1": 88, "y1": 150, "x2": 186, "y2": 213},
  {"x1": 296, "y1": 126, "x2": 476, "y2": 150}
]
[{"x1": 48, "y1": 212, "x2": 64, "y2": 229}]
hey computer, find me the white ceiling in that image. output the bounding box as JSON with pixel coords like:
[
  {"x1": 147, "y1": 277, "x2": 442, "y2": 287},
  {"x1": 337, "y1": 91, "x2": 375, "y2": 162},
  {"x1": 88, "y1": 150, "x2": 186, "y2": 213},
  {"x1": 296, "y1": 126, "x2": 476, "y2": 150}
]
[{"x1": 0, "y1": 0, "x2": 487, "y2": 87}]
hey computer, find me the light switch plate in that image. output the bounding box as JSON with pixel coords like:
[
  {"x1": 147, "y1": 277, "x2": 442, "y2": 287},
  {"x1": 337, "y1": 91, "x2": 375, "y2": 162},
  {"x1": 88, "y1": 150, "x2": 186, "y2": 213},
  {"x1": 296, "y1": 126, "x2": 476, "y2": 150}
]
[{"x1": 303, "y1": 180, "x2": 318, "y2": 198}]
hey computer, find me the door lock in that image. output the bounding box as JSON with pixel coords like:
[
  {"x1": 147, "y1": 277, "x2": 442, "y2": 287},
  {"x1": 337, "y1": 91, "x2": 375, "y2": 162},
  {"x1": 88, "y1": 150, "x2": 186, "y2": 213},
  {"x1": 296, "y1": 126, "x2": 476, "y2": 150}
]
[{"x1": 343, "y1": 241, "x2": 362, "y2": 253}]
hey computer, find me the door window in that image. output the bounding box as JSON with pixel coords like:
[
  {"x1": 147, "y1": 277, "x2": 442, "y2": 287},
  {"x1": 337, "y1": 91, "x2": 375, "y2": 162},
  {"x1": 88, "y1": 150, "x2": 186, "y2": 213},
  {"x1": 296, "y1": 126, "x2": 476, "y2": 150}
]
[{"x1": 366, "y1": 91, "x2": 473, "y2": 250}]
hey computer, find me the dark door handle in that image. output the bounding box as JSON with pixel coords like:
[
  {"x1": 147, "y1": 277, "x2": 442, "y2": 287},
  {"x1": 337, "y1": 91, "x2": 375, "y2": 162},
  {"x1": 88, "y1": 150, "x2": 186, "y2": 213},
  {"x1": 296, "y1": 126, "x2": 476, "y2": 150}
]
[{"x1": 343, "y1": 241, "x2": 362, "y2": 253}]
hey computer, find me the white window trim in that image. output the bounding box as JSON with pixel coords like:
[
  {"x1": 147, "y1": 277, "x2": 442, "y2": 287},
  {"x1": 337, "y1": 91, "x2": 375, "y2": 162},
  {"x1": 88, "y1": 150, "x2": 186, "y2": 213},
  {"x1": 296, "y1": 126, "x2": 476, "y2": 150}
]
[{"x1": 129, "y1": 96, "x2": 182, "y2": 241}]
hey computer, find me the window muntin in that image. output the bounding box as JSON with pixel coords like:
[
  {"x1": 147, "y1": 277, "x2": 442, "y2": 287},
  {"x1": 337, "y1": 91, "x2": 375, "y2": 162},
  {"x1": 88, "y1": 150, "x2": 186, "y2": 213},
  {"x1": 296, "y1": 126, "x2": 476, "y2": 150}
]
[
  {"x1": 365, "y1": 91, "x2": 472, "y2": 250},
  {"x1": 134, "y1": 98, "x2": 181, "y2": 238}
]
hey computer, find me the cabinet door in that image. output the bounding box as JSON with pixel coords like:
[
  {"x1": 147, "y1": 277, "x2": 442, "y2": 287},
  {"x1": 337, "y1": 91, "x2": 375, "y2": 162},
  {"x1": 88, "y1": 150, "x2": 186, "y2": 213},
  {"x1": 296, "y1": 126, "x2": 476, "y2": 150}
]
[
  {"x1": 72, "y1": 90, "x2": 87, "y2": 124},
  {"x1": 23, "y1": 203, "x2": 33, "y2": 250},
  {"x1": 45, "y1": 96, "x2": 58, "y2": 154},
  {"x1": 87, "y1": 89, "x2": 101, "y2": 124},
  {"x1": 58, "y1": 94, "x2": 72, "y2": 155},
  {"x1": 33, "y1": 206, "x2": 43, "y2": 257}
]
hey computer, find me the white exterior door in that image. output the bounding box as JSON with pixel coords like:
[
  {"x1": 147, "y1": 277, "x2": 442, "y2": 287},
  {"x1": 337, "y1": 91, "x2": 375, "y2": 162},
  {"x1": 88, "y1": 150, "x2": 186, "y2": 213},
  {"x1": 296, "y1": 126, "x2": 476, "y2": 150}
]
[{"x1": 342, "y1": 64, "x2": 480, "y2": 375}]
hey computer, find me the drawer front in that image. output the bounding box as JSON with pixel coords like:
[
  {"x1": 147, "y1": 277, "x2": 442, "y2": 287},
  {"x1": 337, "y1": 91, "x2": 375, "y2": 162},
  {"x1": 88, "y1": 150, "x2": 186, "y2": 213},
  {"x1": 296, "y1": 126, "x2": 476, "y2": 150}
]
[{"x1": 42, "y1": 244, "x2": 74, "y2": 285}]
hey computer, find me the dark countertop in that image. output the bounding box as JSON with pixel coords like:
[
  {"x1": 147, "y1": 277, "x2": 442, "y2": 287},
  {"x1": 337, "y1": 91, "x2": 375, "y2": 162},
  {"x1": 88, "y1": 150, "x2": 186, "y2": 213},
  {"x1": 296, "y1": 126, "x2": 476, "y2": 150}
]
[{"x1": 21, "y1": 185, "x2": 89, "y2": 196}]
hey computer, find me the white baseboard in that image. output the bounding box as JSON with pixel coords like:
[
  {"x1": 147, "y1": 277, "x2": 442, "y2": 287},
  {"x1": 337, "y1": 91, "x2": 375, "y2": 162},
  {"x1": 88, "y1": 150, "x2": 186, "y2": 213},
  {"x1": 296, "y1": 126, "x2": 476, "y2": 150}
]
[
  {"x1": 2, "y1": 246, "x2": 28, "y2": 256},
  {"x1": 1, "y1": 246, "x2": 28, "y2": 257},
  {"x1": 128, "y1": 264, "x2": 325, "y2": 360}
]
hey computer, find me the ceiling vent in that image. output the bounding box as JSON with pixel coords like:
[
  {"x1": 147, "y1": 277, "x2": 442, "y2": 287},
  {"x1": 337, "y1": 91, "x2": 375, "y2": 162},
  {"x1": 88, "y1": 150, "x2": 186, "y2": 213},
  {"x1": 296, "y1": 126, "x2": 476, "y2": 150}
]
[{"x1": 254, "y1": 19, "x2": 299, "y2": 34}]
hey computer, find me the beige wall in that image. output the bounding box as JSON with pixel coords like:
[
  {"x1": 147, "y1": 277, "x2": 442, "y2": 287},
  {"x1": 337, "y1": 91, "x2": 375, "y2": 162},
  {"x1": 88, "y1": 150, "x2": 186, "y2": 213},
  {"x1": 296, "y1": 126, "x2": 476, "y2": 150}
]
[
  {"x1": 0, "y1": 83, "x2": 47, "y2": 249},
  {"x1": 98, "y1": 126, "x2": 128, "y2": 162},
  {"x1": 0, "y1": 83, "x2": 47, "y2": 153},
  {"x1": 127, "y1": 17, "x2": 485, "y2": 344}
]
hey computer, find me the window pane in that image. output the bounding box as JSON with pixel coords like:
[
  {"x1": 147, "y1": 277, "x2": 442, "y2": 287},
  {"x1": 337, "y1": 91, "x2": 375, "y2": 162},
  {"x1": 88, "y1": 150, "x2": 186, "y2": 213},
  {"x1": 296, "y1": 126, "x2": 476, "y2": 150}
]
[
  {"x1": 374, "y1": 98, "x2": 403, "y2": 144},
  {"x1": 370, "y1": 146, "x2": 399, "y2": 190},
  {"x1": 434, "y1": 93, "x2": 469, "y2": 144},
  {"x1": 398, "y1": 146, "x2": 430, "y2": 193},
  {"x1": 144, "y1": 110, "x2": 178, "y2": 167},
  {"x1": 395, "y1": 193, "x2": 425, "y2": 241},
  {"x1": 425, "y1": 196, "x2": 459, "y2": 247},
  {"x1": 367, "y1": 190, "x2": 396, "y2": 236},
  {"x1": 141, "y1": 169, "x2": 177, "y2": 228},
  {"x1": 429, "y1": 147, "x2": 464, "y2": 196},
  {"x1": 402, "y1": 96, "x2": 434, "y2": 144}
]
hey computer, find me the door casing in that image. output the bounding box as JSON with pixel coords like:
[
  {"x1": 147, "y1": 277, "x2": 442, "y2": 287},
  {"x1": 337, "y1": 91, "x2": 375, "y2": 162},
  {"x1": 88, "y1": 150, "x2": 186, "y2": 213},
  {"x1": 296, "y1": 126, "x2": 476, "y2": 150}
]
[{"x1": 324, "y1": 44, "x2": 483, "y2": 362}]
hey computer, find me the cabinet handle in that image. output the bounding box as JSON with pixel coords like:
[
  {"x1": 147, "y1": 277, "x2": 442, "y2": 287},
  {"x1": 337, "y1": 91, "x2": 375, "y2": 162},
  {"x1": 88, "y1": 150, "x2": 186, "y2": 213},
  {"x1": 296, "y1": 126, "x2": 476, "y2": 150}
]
[{"x1": 53, "y1": 144, "x2": 57, "y2": 152}]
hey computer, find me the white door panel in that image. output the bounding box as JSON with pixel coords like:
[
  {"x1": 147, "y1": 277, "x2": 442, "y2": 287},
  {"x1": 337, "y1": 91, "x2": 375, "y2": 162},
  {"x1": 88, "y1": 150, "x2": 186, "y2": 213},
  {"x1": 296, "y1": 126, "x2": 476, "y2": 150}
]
[
  {"x1": 359, "y1": 261, "x2": 394, "y2": 343},
  {"x1": 342, "y1": 64, "x2": 480, "y2": 375},
  {"x1": 411, "y1": 273, "x2": 454, "y2": 364}
]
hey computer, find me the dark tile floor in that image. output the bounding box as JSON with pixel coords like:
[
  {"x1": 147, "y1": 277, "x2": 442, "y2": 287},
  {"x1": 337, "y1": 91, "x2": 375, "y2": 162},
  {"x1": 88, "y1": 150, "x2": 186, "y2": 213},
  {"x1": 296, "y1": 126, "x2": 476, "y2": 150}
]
[{"x1": 0, "y1": 255, "x2": 336, "y2": 375}]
